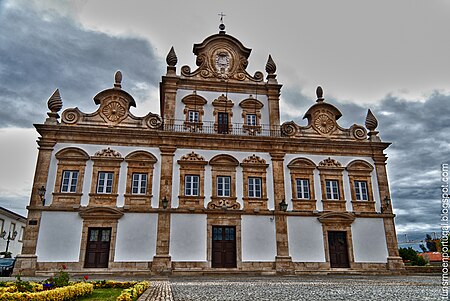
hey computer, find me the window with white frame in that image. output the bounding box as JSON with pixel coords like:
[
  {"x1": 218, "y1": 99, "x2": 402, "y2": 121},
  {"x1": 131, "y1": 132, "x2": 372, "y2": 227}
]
[
  {"x1": 97, "y1": 172, "x2": 114, "y2": 194},
  {"x1": 217, "y1": 176, "x2": 231, "y2": 197},
  {"x1": 185, "y1": 175, "x2": 199, "y2": 196},
  {"x1": 248, "y1": 177, "x2": 262, "y2": 198},
  {"x1": 9, "y1": 222, "x2": 16, "y2": 234},
  {"x1": 132, "y1": 173, "x2": 147, "y2": 194},
  {"x1": 19, "y1": 226, "x2": 25, "y2": 241},
  {"x1": 246, "y1": 114, "x2": 257, "y2": 126},
  {"x1": 188, "y1": 110, "x2": 200, "y2": 122},
  {"x1": 354, "y1": 181, "x2": 368, "y2": 201},
  {"x1": 296, "y1": 179, "x2": 310, "y2": 199},
  {"x1": 325, "y1": 180, "x2": 340, "y2": 200},
  {"x1": 61, "y1": 170, "x2": 78, "y2": 193},
  {"x1": 0, "y1": 219, "x2": 4, "y2": 233}
]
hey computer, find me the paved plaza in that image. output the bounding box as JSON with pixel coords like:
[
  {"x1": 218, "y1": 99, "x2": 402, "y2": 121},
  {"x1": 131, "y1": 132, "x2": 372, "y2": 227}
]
[{"x1": 167, "y1": 275, "x2": 441, "y2": 301}]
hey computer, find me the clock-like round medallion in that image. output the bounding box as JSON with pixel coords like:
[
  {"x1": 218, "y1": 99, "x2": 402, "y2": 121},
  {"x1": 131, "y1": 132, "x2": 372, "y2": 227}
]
[
  {"x1": 102, "y1": 101, "x2": 126, "y2": 122},
  {"x1": 313, "y1": 113, "x2": 335, "y2": 134}
]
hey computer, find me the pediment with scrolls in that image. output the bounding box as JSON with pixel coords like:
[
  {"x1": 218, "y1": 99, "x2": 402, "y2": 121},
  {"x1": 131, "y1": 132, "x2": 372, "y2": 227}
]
[
  {"x1": 281, "y1": 87, "x2": 368, "y2": 141},
  {"x1": 60, "y1": 71, "x2": 162, "y2": 129},
  {"x1": 181, "y1": 32, "x2": 263, "y2": 82}
]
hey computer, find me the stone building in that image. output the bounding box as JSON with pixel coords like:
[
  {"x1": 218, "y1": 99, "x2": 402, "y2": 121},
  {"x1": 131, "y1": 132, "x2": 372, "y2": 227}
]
[{"x1": 15, "y1": 26, "x2": 404, "y2": 276}]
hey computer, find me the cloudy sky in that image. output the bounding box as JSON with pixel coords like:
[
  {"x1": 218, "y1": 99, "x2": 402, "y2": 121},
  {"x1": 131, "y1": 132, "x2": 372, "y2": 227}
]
[{"x1": 0, "y1": 0, "x2": 449, "y2": 242}]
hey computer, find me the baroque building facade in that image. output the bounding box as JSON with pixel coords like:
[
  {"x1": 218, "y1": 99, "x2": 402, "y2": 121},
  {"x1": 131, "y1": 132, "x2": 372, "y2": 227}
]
[{"x1": 15, "y1": 27, "x2": 404, "y2": 276}]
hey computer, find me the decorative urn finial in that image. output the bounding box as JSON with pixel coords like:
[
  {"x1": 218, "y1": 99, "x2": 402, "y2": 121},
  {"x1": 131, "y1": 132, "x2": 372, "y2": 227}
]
[
  {"x1": 365, "y1": 109, "x2": 378, "y2": 131},
  {"x1": 45, "y1": 89, "x2": 63, "y2": 124},
  {"x1": 265, "y1": 55, "x2": 277, "y2": 75},
  {"x1": 316, "y1": 86, "x2": 324, "y2": 102},
  {"x1": 47, "y1": 89, "x2": 63, "y2": 113},
  {"x1": 166, "y1": 46, "x2": 178, "y2": 67},
  {"x1": 114, "y1": 70, "x2": 122, "y2": 89},
  {"x1": 365, "y1": 109, "x2": 380, "y2": 141}
]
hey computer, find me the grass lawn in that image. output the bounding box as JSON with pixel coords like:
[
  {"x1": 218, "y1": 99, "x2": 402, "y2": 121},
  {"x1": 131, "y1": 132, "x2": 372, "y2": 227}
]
[{"x1": 76, "y1": 288, "x2": 124, "y2": 301}]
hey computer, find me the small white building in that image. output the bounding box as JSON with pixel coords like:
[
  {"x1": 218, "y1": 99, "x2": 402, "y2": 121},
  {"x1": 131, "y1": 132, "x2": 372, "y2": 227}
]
[{"x1": 0, "y1": 207, "x2": 26, "y2": 258}]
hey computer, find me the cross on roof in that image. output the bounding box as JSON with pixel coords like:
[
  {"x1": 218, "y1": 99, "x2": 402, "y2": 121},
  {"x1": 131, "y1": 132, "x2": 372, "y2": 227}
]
[{"x1": 218, "y1": 12, "x2": 226, "y2": 24}]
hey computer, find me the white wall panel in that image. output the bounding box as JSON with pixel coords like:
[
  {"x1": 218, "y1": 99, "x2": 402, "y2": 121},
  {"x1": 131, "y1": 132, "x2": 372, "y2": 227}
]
[
  {"x1": 170, "y1": 214, "x2": 207, "y2": 261},
  {"x1": 241, "y1": 216, "x2": 276, "y2": 261},
  {"x1": 115, "y1": 213, "x2": 158, "y2": 261},
  {"x1": 288, "y1": 217, "x2": 326, "y2": 262},
  {"x1": 36, "y1": 212, "x2": 83, "y2": 262},
  {"x1": 352, "y1": 218, "x2": 388, "y2": 263}
]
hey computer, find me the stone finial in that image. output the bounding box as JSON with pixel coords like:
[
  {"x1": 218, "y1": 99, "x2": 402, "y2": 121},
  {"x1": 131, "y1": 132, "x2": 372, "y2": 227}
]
[
  {"x1": 365, "y1": 109, "x2": 378, "y2": 131},
  {"x1": 45, "y1": 89, "x2": 63, "y2": 125},
  {"x1": 265, "y1": 55, "x2": 277, "y2": 75},
  {"x1": 166, "y1": 46, "x2": 178, "y2": 67},
  {"x1": 365, "y1": 109, "x2": 381, "y2": 142},
  {"x1": 114, "y1": 70, "x2": 122, "y2": 89},
  {"x1": 47, "y1": 89, "x2": 63, "y2": 113},
  {"x1": 316, "y1": 86, "x2": 324, "y2": 102}
]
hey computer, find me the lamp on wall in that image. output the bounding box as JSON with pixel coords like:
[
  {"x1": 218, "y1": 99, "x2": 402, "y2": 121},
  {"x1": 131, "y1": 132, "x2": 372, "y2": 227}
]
[
  {"x1": 279, "y1": 199, "x2": 288, "y2": 212},
  {"x1": 37, "y1": 185, "x2": 46, "y2": 206},
  {"x1": 161, "y1": 196, "x2": 169, "y2": 209}
]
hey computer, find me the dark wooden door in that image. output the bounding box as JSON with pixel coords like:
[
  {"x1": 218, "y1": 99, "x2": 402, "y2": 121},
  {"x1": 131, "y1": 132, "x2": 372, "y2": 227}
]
[
  {"x1": 328, "y1": 231, "x2": 350, "y2": 268},
  {"x1": 212, "y1": 226, "x2": 236, "y2": 268},
  {"x1": 84, "y1": 228, "x2": 111, "y2": 268},
  {"x1": 217, "y1": 113, "x2": 229, "y2": 134}
]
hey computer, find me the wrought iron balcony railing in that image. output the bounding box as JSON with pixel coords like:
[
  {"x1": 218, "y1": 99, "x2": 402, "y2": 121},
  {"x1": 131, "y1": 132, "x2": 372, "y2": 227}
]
[{"x1": 161, "y1": 119, "x2": 282, "y2": 137}]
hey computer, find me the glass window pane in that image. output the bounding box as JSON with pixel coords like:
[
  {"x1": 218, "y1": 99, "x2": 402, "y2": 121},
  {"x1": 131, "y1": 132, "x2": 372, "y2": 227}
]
[
  {"x1": 101, "y1": 229, "x2": 111, "y2": 242},
  {"x1": 89, "y1": 230, "x2": 99, "y2": 241}
]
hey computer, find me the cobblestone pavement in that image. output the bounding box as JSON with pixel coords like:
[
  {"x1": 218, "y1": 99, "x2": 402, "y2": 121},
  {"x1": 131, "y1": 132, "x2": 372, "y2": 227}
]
[
  {"x1": 139, "y1": 281, "x2": 174, "y2": 301},
  {"x1": 170, "y1": 275, "x2": 441, "y2": 301}
]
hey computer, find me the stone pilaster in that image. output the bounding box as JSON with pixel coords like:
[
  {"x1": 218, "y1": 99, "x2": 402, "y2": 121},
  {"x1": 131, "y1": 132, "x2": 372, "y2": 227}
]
[
  {"x1": 14, "y1": 137, "x2": 56, "y2": 276},
  {"x1": 152, "y1": 146, "x2": 176, "y2": 274},
  {"x1": 161, "y1": 76, "x2": 179, "y2": 124},
  {"x1": 266, "y1": 83, "x2": 282, "y2": 131},
  {"x1": 373, "y1": 152, "x2": 404, "y2": 271},
  {"x1": 270, "y1": 151, "x2": 293, "y2": 274}
]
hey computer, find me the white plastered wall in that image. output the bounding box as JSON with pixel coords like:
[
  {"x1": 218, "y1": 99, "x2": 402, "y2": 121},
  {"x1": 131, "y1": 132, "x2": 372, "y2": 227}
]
[
  {"x1": 115, "y1": 213, "x2": 158, "y2": 261},
  {"x1": 351, "y1": 218, "x2": 388, "y2": 263},
  {"x1": 36, "y1": 212, "x2": 83, "y2": 262},
  {"x1": 170, "y1": 214, "x2": 207, "y2": 261},
  {"x1": 287, "y1": 216, "x2": 326, "y2": 262},
  {"x1": 171, "y1": 149, "x2": 274, "y2": 210},
  {"x1": 47, "y1": 144, "x2": 161, "y2": 208},
  {"x1": 241, "y1": 215, "x2": 276, "y2": 261},
  {"x1": 283, "y1": 154, "x2": 381, "y2": 213}
]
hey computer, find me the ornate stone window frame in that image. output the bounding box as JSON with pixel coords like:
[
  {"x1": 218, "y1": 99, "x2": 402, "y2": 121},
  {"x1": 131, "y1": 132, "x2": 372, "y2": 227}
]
[
  {"x1": 318, "y1": 212, "x2": 356, "y2": 269},
  {"x1": 240, "y1": 154, "x2": 268, "y2": 210},
  {"x1": 89, "y1": 148, "x2": 123, "y2": 207},
  {"x1": 124, "y1": 151, "x2": 157, "y2": 209},
  {"x1": 208, "y1": 154, "x2": 240, "y2": 210},
  {"x1": 53, "y1": 147, "x2": 90, "y2": 207},
  {"x1": 78, "y1": 207, "x2": 123, "y2": 269},
  {"x1": 177, "y1": 152, "x2": 207, "y2": 209},
  {"x1": 346, "y1": 160, "x2": 375, "y2": 213},
  {"x1": 212, "y1": 94, "x2": 234, "y2": 134},
  {"x1": 318, "y1": 157, "x2": 346, "y2": 212},
  {"x1": 181, "y1": 93, "x2": 207, "y2": 131},
  {"x1": 239, "y1": 97, "x2": 264, "y2": 135},
  {"x1": 287, "y1": 158, "x2": 317, "y2": 211}
]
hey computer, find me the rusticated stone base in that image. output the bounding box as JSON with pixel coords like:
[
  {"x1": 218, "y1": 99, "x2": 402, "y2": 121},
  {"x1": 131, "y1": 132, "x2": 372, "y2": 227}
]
[
  {"x1": 12, "y1": 254, "x2": 38, "y2": 276},
  {"x1": 152, "y1": 255, "x2": 172, "y2": 275},
  {"x1": 275, "y1": 256, "x2": 294, "y2": 274},
  {"x1": 387, "y1": 256, "x2": 405, "y2": 271}
]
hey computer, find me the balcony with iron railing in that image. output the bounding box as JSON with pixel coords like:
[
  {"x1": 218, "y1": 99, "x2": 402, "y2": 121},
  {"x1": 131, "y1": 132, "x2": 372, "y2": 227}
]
[{"x1": 161, "y1": 119, "x2": 282, "y2": 137}]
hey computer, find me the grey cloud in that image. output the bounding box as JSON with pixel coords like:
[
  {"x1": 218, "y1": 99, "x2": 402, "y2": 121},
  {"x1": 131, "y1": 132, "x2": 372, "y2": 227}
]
[{"x1": 0, "y1": 3, "x2": 163, "y2": 127}]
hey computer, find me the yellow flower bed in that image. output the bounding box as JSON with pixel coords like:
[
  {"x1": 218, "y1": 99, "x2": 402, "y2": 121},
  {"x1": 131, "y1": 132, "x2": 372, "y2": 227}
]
[
  {"x1": 92, "y1": 280, "x2": 138, "y2": 289},
  {"x1": 0, "y1": 282, "x2": 43, "y2": 293},
  {"x1": 116, "y1": 281, "x2": 150, "y2": 301},
  {"x1": 0, "y1": 282, "x2": 93, "y2": 301}
]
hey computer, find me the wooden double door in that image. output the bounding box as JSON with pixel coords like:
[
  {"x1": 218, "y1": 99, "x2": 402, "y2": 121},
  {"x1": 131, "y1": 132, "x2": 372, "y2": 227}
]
[
  {"x1": 328, "y1": 231, "x2": 350, "y2": 268},
  {"x1": 212, "y1": 226, "x2": 236, "y2": 268},
  {"x1": 84, "y1": 228, "x2": 111, "y2": 268}
]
